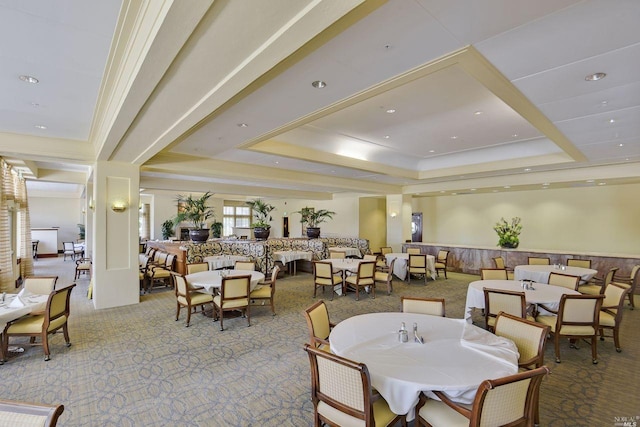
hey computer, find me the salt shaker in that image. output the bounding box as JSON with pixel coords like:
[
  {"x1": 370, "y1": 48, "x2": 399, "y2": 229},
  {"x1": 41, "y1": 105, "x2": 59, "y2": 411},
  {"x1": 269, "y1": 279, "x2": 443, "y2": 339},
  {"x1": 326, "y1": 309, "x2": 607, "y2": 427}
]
[{"x1": 398, "y1": 322, "x2": 408, "y2": 343}]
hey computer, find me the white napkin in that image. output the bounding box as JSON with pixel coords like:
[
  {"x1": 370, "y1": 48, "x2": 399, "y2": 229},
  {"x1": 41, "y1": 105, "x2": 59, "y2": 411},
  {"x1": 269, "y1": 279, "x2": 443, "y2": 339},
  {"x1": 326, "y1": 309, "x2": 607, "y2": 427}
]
[
  {"x1": 460, "y1": 321, "x2": 520, "y2": 366},
  {"x1": 9, "y1": 295, "x2": 25, "y2": 308},
  {"x1": 18, "y1": 287, "x2": 33, "y2": 298}
]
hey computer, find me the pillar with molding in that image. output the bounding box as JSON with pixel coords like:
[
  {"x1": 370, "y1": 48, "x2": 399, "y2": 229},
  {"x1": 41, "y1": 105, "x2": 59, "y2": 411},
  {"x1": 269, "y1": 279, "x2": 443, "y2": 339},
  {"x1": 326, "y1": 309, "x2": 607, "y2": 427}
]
[{"x1": 386, "y1": 194, "x2": 413, "y2": 252}]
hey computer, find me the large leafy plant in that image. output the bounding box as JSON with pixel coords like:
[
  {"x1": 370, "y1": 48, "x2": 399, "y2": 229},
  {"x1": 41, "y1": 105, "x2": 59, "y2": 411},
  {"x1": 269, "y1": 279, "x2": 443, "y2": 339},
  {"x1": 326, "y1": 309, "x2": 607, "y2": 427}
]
[
  {"x1": 246, "y1": 199, "x2": 276, "y2": 228},
  {"x1": 493, "y1": 217, "x2": 522, "y2": 248},
  {"x1": 295, "y1": 207, "x2": 336, "y2": 228},
  {"x1": 172, "y1": 192, "x2": 215, "y2": 230}
]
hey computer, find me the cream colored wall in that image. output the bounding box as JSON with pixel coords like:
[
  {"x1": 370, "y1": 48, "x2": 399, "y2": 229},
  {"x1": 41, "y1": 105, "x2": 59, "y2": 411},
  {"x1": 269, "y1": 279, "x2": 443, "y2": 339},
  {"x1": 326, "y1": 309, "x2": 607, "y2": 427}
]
[
  {"x1": 29, "y1": 197, "x2": 83, "y2": 251},
  {"x1": 412, "y1": 183, "x2": 640, "y2": 255},
  {"x1": 269, "y1": 197, "x2": 360, "y2": 238},
  {"x1": 359, "y1": 197, "x2": 386, "y2": 252}
]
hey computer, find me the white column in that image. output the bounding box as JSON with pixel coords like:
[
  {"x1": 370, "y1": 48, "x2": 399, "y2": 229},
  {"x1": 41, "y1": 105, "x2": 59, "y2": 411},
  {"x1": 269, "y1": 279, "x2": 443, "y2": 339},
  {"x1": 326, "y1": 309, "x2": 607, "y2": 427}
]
[{"x1": 386, "y1": 194, "x2": 412, "y2": 252}]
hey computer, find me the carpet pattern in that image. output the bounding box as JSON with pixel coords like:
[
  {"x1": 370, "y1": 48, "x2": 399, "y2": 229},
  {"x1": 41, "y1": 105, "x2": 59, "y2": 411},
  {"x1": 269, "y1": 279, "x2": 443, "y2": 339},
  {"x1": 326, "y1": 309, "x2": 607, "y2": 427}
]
[{"x1": 1, "y1": 257, "x2": 638, "y2": 426}]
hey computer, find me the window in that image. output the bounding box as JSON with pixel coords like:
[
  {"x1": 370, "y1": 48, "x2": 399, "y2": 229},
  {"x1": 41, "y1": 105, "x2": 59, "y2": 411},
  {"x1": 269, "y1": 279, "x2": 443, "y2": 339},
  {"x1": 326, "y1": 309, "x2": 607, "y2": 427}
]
[{"x1": 223, "y1": 203, "x2": 251, "y2": 237}]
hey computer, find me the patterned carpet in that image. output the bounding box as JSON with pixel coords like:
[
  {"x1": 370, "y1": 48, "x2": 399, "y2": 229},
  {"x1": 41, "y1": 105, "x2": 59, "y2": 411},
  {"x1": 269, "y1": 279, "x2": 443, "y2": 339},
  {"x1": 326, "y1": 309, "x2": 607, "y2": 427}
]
[{"x1": 1, "y1": 257, "x2": 638, "y2": 426}]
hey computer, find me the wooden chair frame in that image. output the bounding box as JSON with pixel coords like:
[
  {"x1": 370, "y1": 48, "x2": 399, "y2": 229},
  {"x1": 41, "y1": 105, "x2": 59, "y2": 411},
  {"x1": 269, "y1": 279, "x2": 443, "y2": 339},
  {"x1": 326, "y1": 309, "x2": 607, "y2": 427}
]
[
  {"x1": 407, "y1": 254, "x2": 428, "y2": 285},
  {"x1": 313, "y1": 261, "x2": 342, "y2": 301},
  {"x1": 345, "y1": 261, "x2": 376, "y2": 301},
  {"x1": 234, "y1": 260, "x2": 256, "y2": 271},
  {"x1": 186, "y1": 262, "x2": 209, "y2": 275},
  {"x1": 401, "y1": 296, "x2": 445, "y2": 317},
  {"x1": 435, "y1": 250, "x2": 449, "y2": 279},
  {"x1": 480, "y1": 268, "x2": 508, "y2": 280},
  {"x1": 528, "y1": 257, "x2": 550, "y2": 265},
  {"x1": 22, "y1": 276, "x2": 58, "y2": 295},
  {"x1": 250, "y1": 266, "x2": 279, "y2": 316},
  {"x1": 567, "y1": 258, "x2": 592, "y2": 269},
  {"x1": 74, "y1": 257, "x2": 92, "y2": 280},
  {"x1": 611, "y1": 265, "x2": 639, "y2": 309},
  {"x1": 599, "y1": 283, "x2": 630, "y2": 352},
  {"x1": 548, "y1": 272, "x2": 580, "y2": 291},
  {"x1": 0, "y1": 399, "x2": 64, "y2": 427},
  {"x1": 483, "y1": 288, "x2": 528, "y2": 332},
  {"x1": 212, "y1": 275, "x2": 251, "y2": 331},
  {"x1": 303, "y1": 300, "x2": 335, "y2": 351},
  {"x1": 172, "y1": 273, "x2": 213, "y2": 327},
  {"x1": 374, "y1": 258, "x2": 395, "y2": 295}
]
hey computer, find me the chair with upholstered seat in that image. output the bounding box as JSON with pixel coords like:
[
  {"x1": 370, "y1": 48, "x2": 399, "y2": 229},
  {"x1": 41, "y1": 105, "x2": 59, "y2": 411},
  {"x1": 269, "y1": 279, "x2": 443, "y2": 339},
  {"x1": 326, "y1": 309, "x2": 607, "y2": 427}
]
[
  {"x1": 535, "y1": 294, "x2": 604, "y2": 364},
  {"x1": 250, "y1": 266, "x2": 279, "y2": 316},
  {"x1": 303, "y1": 344, "x2": 407, "y2": 427},
  {"x1": 611, "y1": 265, "x2": 639, "y2": 309},
  {"x1": 483, "y1": 288, "x2": 533, "y2": 332},
  {"x1": 74, "y1": 257, "x2": 92, "y2": 280},
  {"x1": 599, "y1": 283, "x2": 630, "y2": 352},
  {"x1": 172, "y1": 273, "x2": 213, "y2": 327},
  {"x1": 434, "y1": 250, "x2": 449, "y2": 279},
  {"x1": 2, "y1": 284, "x2": 76, "y2": 362},
  {"x1": 146, "y1": 253, "x2": 176, "y2": 292},
  {"x1": 22, "y1": 276, "x2": 58, "y2": 295},
  {"x1": 186, "y1": 262, "x2": 209, "y2": 274},
  {"x1": 345, "y1": 261, "x2": 376, "y2": 300},
  {"x1": 415, "y1": 366, "x2": 550, "y2": 427},
  {"x1": 567, "y1": 258, "x2": 592, "y2": 269},
  {"x1": 579, "y1": 267, "x2": 618, "y2": 295},
  {"x1": 494, "y1": 312, "x2": 550, "y2": 370},
  {"x1": 407, "y1": 254, "x2": 429, "y2": 285},
  {"x1": 234, "y1": 260, "x2": 255, "y2": 271},
  {"x1": 313, "y1": 261, "x2": 343, "y2": 301},
  {"x1": 492, "y1": 256, "x2": 514, "y2": 279},
  {"x1": 303, "y1": 300, "x2": 335, "y2": 352},
  {"x1": 401, "y1": 296, "x2": 445, "y2": 316},
  {"x1": 528, "y1": 257, "x2": 550, "y2": 265},
  {"x1": 0, "y1": 399, "x2": 64, "y2": 427},
  {"x1": 62, "y1": 241, "x2": 77, "y2": 261},
  {"x1": 374, "y1": 258, "x2": 395, "y2": 295},
  {"x1": 329, "y1": 250, "x2": 346, "y2": 259},
  {"x1": 548, "y1": 272, "x2": 580, "y2": 291},
  {"x1": 480, "y1": 268, "x2": 508, "y2": 280},
  {"x1": 380, "y1": 246, "x2": 392, "y2": 256},
  {"x1": 212, "y1": 275, "x2": 251, "y2": 331},
  {"x1": 406, "y1": 247, "x2": 420, "y2": 255}
]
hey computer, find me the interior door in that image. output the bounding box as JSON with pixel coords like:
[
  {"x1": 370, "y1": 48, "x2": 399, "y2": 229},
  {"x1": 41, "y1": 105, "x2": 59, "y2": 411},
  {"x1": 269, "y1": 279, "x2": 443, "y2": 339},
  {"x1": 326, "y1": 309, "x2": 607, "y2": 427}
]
[{"x1": 411, "y1": 213, "x2": 423, "y2": 242}]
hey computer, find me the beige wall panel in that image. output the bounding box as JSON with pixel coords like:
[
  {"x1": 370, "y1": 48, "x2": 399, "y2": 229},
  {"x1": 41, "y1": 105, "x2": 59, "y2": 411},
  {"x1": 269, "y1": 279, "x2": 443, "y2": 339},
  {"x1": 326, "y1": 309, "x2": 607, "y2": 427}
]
[{"x1": 359, "y1": 197, "x2": 386, "y2": 252}]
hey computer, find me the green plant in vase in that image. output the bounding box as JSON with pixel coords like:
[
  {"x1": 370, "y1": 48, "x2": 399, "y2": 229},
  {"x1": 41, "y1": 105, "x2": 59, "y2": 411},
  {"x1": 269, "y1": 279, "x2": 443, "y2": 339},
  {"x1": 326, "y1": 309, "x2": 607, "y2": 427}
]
[
  {"x1": 494, "y1": 217, "x2": 522, "y2": 248},
  {"x1": 246, "y1": 199, "x2": 276, "y2": 240},
  {"x1": 172, "y1": 192, "x2": 216, "y2": 242}
]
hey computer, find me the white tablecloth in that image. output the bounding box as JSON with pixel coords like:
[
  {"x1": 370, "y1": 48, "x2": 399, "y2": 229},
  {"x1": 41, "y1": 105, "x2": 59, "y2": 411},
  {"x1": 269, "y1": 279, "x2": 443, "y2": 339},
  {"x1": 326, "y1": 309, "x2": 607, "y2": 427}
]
[
  {"x1": 385, "y1": 253, "x2": 436, "y2": 280},
  {"x1": 185, "y1": 270, "x2": 264, "y2": 294},
  {"x1": 465, "y1": 279, "x2": 581, "y2": 322},
  {"x1": 203, "y1": 255, "x2": 250, "y2": 270},
  {"x1": 514, "y1": 265, "x2": 597, "y2": 284},
  {"x1": 328, "y1": 247, "x2": 361, "y2": 258},
  {"x1": 0, "y1": 294, "x2": 48, "y2": 330},
  {"x1": 272, "y1": 250, "x2": 313, "y2": 263},
  {"x1": 330, "y1": 312, "x2": 518, "y2": 419}
]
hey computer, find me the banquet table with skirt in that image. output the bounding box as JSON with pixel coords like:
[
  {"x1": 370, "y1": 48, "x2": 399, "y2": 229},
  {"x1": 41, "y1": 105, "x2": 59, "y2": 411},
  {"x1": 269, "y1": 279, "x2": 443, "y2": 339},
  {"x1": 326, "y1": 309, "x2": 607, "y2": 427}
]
[
  {"x1": 465, "y1": 279, "x2": 581, "y2": 322},
  {"x1": 272, "y1": 250, "x2": 312, "y2": 275},
  {"x1": 203, "y1": 255, "x2": 250, "y2": 270},
  {"x1": 514, "y1": 264, "x2": 597, "y2": 284},
  {"x1": 330, "y1": 312, "x2": 518, "y2": 420},
  {"x1": 384, "y1": 253, "x2": 436, "y2": 280}
]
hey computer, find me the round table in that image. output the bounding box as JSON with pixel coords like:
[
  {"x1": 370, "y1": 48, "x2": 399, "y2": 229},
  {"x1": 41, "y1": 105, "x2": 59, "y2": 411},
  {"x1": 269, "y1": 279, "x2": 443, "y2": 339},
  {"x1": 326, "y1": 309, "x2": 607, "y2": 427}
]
[
  {"x1": 185, "y1": 270, "x2": 264, "y2": 294},
  {"x1": 514, "y1": 264, "x2": 597, "y2": 284},
  {"x1": 330, "y1": 312, "x2": 518, "y2": 419},
  {"x1": 384, "y1": 253, "x2": 436, "y2": 280},
  {"x1": 465, "y1": 279, "x2": 580, "y2": 322}
]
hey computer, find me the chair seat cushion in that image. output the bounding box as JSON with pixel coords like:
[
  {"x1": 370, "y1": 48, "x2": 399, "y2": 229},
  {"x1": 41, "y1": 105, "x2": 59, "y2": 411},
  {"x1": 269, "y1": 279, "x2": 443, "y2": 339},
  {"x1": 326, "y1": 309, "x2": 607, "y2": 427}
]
[
  {"x1": 213, "y1": 295, "x2": 248, "y2": 309},
  {"x1": 186, "y1": 292, "x2": 213, "y2": 306},
  {"x1": 316, "y1": 276, "x2": 342, "y2": 286},
  {"x1": 7, "y1": 314, "x2": 67, "y2": 334},
  {"x1": 418, "y1": 398, "x2": 470, "y2": 427},
  {"x1": 374, "y1": 272, "x2": 389, "y2": 281},
  {"x1": 578, "y1": 285, "x2": 602, "y2": 295},
  {"x1": 76, "y1": 263, "x2": 91, "y2": 270},
  {"x1": 599, "y1": 311, "x2": 616, "y2": 327},
  {"x1": 249, "y1": 286, "x2": 271, "y2": 298},
  {"x1": 434, "y1": 262, "x2": 446, "y2": 268},
  {"x1": 345, "y1": 277, "x2": 374, "y2": 286},
  {"x1": 317, "y1": 396, "x2": 398, "y2": 427}
]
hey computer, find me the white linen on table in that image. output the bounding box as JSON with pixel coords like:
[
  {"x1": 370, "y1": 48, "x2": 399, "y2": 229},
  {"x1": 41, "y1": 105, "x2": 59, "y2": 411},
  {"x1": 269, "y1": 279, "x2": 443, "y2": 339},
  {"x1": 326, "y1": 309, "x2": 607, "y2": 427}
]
[
  {"x1": 464, "y1": 279, "x2": 581, "y2": 322},
  {"x1": 330, "y1": 312, "x2": 518, "y2": 419},
  {"x1": 514, "y1": 264, "x2": 597, "y2": 284},
  {"x1": 203, "y1": 255, "x2": 250, "y2": 270},
  {"x1": 0, "y1": 294, "x2": 48, "y2": 330},
  {"x1": 384, "y1": 253, "x2": 436, "y2": 280},
  {"x1": 328, "y1": 247, "x2": 361, "y2": 258},
  {"x1": 186, "y1": 270, "x2": 264, "y2": 294},
  {"x1": 272, "y1": 250, "x2": 312, "y2": 263}
]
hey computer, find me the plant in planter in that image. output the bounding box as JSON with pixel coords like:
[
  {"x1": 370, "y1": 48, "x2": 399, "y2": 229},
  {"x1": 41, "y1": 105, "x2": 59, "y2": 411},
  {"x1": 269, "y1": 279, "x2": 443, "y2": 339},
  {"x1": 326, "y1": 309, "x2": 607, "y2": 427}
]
[
  {"x1": 172, "y1": 192, "x2": 216, "y2": 242},
  {"x1": 77, "y1": 223, "x2": 85, "y2": 241},
  {"x1": 210, "y1": 221, "x2": 223, "y2": 238},
  {"x1": 246, "y1": 199, "x2": 276, "y2": 240},
  {"x1": 295, "y1": 207, "x2": 336, "y2": 238},
  {"x1": 161, "y1": 220, "x2": 174, "y2": 240},
  {"x1": 494, "y1": 217, "x2": 522, "y2": 249}
]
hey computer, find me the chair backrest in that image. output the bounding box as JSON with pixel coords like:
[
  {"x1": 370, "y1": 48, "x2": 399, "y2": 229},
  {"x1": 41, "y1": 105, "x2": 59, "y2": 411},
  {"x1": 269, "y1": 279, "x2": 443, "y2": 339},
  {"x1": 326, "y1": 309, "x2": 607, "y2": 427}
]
[
  {"x1": 548, "y1": 272, "x2": 580, "y2": 291},
  {"x1": 567, "y1": 259, "x2": 592, "y2": 268},
  {"x1": 528, "y1": 257, "x2": 550, "y2": 265},
  {"x1": 469, "y1": 366, "x2": 550, "y2": 427},
  {"x1": 303, "y1": 300, "x2": 332, "y2": 348},
  {"x1": 234, "y1": 261, "x2": 255, "y2": 271},
  {"x1": 601, "y1": 283, "x2": 628, "y2": 323},
  {"x1": 629, "y1": 265, "x2": 640, "y2": 284},
  {"x1": 314, "y1": 262, "x2": 334, "y2": 280},
  {"x1": 408, "y1": 254, "x2": 427, "y2": 269},
  {"x1": 494, "y1": 312, "x2": 549, "y2": 369},
  {"x1": 172, "y1": 273, "x2": 191, "y2": 301},
  {"x1": 303, "y1": 344, "x2": 377, "y2": 426},
  {"x1": 186, "y1": 262, "x2": 209, "y2": 274},
  {"x1": 406, "y1": 248, "x2": 420, "y2": 254},
  {"x1": 329, "y1": 251, "x2": 345, "y2": 259},
  {"x1": 437, "y1": 250, "x2": 449, "y2": 263},
  {"x1": 23, "y1": 276, "x2": 58, "y2": 295},
  {"x1": 62, "y1": 242, "x2": 74, "y2": 252},
  {"x1": 269, "y1": 265, "x2": 280, "y2": 283},
  {"x1": 480, "y1": 268, "x2": 508, "y2": 280},
  {"x1": 603, "y1": 267, "x2": 619, "y2": 287},
  {"x1": 380, "y1": 247, "x2": 392, "y2": 255},
  {"x1": 363, "y1": 254, "x2": 377, "y2": 262},
  {"x1": 401, "y1": 297, "x2": 445, "y2": 316},
  {"x1": 164, "y1": 254, "x2": 177, "y2": 271},
  {"x1": 356, "y1": 261, "x2": 375, "y2": 280},
  {"x1": 46, "y1": 284, "x2": 75, "y2": 328},
  {"x1": 483, "y1": 288, "x2": 527, "y2": 326},
  {"x1": 492, "y1": 257, "x2": 506, "y2": 269},
  {"x1": 556, "y1": 294, "x2": 604, "y2": 332},
  {"x1": 220, "y1": 275, "x2": 251, "y2": 307},
  {"x1": 155, "y1": 252, "x2": 168, "y2": 265},
  {"x1": 0, "y1": 399, "x2": 64, "y2": 427}
]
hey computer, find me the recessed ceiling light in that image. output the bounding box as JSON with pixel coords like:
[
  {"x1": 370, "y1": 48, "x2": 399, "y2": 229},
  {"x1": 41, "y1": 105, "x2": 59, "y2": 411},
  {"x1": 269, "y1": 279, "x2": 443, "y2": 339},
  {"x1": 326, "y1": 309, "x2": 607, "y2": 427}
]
[
  {"x1": 600, "y1": 100, "x2": 608, "y2": 106},
  {"x1": 543, "y1": 183, "x2": 550, "y2": 186},
  {"x1": 492, "y1": 190, "x2": 499, "y2": 193},
  {"x1": 237, "y1": 123, "x2": 248, "y2": 128},
  {"x1": 30, "y1": 102, "x2": 40, "y2": 108},
  {"x1": 524, "y1": 168, "x2": 532, "y2": 172},
  {"x1": 585, "y1": 72, "x2": 606, "y2": 81},
  {"x1": 586, "y1": 179, "x2": 595, "y2": 183},
  {"x1": 311, "y1": 80, "x2": 326, "y2": 89},
  {"x1": 474, "y1": 111, "x2": 483, "y2": 115},
  {"x1": 503, "y1": 186, "x2": 511, "y2": 189},
  {"x1": 429, "y1": 150, "x2": 435, "y2": 153},
  {"x1": 609, "y1": 119, "x2": 616, "y2": 123},
  {"x1": 440, "y1": 191, "x2": 446, "y2": 193},
  {"x1": 618, "y1": 143, "x2": 624, "y2": 147},
  {"x1": 384, "y1": 135, "x2": 390, "y2": 139},
  {"x1": 451, "y1": 192, "x2": 458, "y2": 195},
  {"x1": 34, "y1": 125, "x2": 47, "y2": 129},
  {"x1": 275, "y1": 161, "x2": 279, "y2": 164},
  {"x1": 512, "y1": 134, "x2": 518, "y2": 138},
  {"x1": 470, "y1": 188, "x2": 476, "y2": 191},
  {"x1": 598, "y1": 182, "x2": 606, "y2": 186},
  {"x1": 450, "y1": 136, "x2": 458, "y2": 140},
  {"x1": 19, "y1": 75, "x2": 39, "y2": 84},
  {"x1": 625, "y1": 158, "x2": 630, "y2": 161},
  {"x1": 386, "y1": 109, "x2": 396, "y2": 114}
]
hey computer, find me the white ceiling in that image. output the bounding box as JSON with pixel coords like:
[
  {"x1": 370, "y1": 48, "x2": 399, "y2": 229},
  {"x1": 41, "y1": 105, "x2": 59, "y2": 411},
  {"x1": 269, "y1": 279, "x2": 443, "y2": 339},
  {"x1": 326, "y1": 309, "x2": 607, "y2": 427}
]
[{"x1": 1, "y1": 0, "x2": 639, "y2": 200}]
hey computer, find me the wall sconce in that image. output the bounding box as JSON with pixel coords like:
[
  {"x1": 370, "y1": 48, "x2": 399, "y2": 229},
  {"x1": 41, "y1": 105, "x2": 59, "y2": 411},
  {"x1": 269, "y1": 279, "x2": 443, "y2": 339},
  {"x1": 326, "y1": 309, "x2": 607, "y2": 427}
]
[
  {"x1": 88, "y1": 198, "x2": 95, "y2": 211},
  {"x1": 389, "y1": 211, "x2": 398, "y2": 218},
  {"x1": 111, "y1": 200, "x2": 128, "y2": 213}
]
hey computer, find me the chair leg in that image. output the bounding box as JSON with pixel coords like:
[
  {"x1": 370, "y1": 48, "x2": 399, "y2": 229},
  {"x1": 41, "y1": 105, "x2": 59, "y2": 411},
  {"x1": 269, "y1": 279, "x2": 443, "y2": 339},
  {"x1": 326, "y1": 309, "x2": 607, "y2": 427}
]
[
  {"x1": 42, "y1": 332, "x2": 51, "y2": 361},
  {"x1": 186, "y1": 306, "x2": 192, "y2": 327},
  {"x1": 554, "y1": 334, "x2": 561, "y2": 363},
  {"x1": 629, "y1": 293, "x2": 635, "y2": 309},
  {"x1": 614, "y1": 328, "x2": 621, "y2": 352},
  {"x1": 270, "y1": 298, "x2": 275, "y2": 316},
  {"x1": 176, "y1": 303, "x2": 181, "y2": 321},
  {"x1": 62, "y1": 324, "x2": 71, "y2": 347},
  {"x1": 591, "y1": 337, "x2": 598, "y2": 364}
]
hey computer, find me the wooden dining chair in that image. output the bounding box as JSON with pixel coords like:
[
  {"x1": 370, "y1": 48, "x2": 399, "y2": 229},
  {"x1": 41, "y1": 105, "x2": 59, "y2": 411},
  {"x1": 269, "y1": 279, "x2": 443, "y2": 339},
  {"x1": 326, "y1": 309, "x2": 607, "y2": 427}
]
[
  {"x1": 374, "y1": 258, "x2": 395, "y2": 295},
  {"x1": 234, "y1": 260, "x2": 255, "y2": 271},
  {"x1": 401, "y1": 296, "x2": 445, "y2": 317},
  {"x1": 480, "y1": 268, "x2": 508, "y2": 280},
  {"x1": 610, "y1": 265, "x2": 639, "y2": 309},
  {"x1": 548, "y1": 272, "x2": 580, "y2": 291},
  {"x1": 22, "y1": 276, "x2": 58, "y2": 295},
  {"x1": 567, "y1": 258, "x2": 592, "y2": 269},
  {"x1": 483, "y1": 288, "x2": 532, "y2": 332},
  {"x1": 313, "y1": 261, "x2": 343, "y2": 301},
  {"x1": 407, "y1": 254, "x2": 429, "y2": 285},
  {"x1": 186, "y1": 262, "x2": 209, "y2": 274},
  {"x1": 212, "y1": 275, "x2": 252, "y2": 331},
  {"x1": 598, "y1": 283, "x2": 630, "y2": 352},
  {"x1": 303, "y1": 300, "x2": 335, "y2": 352},
  {"x1": 434, "y1": 250, "x2": 450, "y2": 279},
  {"x1": 0, "y1": 399, "x2": 64, "y2": 427},
  {"x1": 172, "y1": 273, "x2": 213, "y2": 327},
  {"x1": 249, "y1": 266, "x2": 279, "y2": 316},
  {"x1": 345, "y1": 261, "x2": 376, "y2": 301},
  {"x1": 528, "y1": 257, "x2": 550, "y2": 265}
]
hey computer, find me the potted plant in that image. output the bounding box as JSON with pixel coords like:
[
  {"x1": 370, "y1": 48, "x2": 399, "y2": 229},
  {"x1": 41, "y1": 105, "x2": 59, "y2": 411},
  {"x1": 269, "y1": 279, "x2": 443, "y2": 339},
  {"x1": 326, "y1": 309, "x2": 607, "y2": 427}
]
[
  {"x1": 161, "y1": 220, "x2": 174, "y2": 240},
  {"x1": 77, "y1": 223, "x2": 85, "y2": 241},
  {"x1": 172, "y1": 192, "x2": 216, "y2": 242},
  {"x1": 494, "y1": 217, "x2": 522, "y2": 249},
  {"x1": 246, "y1": 199, "x2": 276, "y2": 240},
  {"x1": 295, "y1": 207, "x2": 336, "y2": 238},
  {"x1": 210, "y1": 221, "x2": 223, "y2": 239}
]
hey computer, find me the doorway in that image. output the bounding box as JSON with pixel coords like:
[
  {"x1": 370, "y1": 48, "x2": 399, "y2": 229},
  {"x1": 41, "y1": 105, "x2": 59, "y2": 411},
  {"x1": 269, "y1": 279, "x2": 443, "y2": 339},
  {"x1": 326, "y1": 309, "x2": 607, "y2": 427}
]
[{"x1": 411, "y1": 213, "x2": 423, "y2": 242}]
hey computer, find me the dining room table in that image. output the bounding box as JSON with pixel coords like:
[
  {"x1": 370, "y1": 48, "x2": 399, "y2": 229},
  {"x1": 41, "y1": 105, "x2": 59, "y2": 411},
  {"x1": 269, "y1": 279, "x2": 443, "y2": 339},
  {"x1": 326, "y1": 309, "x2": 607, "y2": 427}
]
[
  {"x1": 203, "y1": 255, "x2": 251, "y2": 270},
  {"x1": 185, "y1": 270, "x2": 265, "y2": 294},
  {"x1": 384, "y1": 253, "x2": 436, "y2": 281},
  {"x1": 329, "y1": 312, "x2": 519, "y2": 420},
  {"x1": 327, "y1": 258, "x2": 366, "y2": 295},
  {"x1": 514, "y1": 264, "x2": 597, "y2": 284},
  {"x1": 465, "y1": 279, "x2": 581, "y2": 322},
  {"x1": 328, "y1": 246, "x2": 361, "y2": 258},
  {"x1": 0, "y1": 292, "x2": 49, "y2": 363},
  {"x1": 272, "y1": 250, "x2": 313, "y2": 275}
]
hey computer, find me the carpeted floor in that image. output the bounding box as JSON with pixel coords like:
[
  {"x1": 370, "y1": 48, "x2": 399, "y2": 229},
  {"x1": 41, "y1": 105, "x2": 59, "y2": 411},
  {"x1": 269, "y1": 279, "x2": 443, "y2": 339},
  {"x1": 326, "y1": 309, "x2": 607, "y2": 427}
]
[{"x1": 1, "y1": 256, "x2": 638, "y2": 426}]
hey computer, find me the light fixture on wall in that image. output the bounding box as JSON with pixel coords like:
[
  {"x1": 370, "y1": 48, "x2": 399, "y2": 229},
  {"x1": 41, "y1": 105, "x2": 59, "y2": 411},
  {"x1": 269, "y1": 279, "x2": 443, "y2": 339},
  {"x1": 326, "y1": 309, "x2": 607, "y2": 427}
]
[
  {"x1": 389, "y1": 211, "x2": 398, "y2": 218},
  {"x1": 111, "y1": 200, "x2": 128, "y2": 213},
  {"x1": 88, "y1": 198, "x2": 95, "y2": 211}
]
